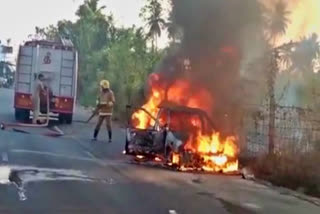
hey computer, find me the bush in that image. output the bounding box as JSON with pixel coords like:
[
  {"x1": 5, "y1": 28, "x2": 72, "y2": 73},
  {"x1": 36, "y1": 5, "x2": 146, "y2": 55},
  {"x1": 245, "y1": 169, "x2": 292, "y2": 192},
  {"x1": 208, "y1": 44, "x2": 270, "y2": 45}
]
[{"x1": 251, "y1": 151, "x2": 320, "y2": 197}]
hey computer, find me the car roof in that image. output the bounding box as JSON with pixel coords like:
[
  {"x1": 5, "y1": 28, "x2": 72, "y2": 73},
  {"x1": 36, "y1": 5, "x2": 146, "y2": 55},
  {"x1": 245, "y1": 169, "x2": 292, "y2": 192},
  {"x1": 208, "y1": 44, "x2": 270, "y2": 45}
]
[
  {"x1": 158, "y1": 101, "x2": 206, "y2": 114},
  {"x1": 158, "y1": 101, "x2": 216, "y2": 130}
]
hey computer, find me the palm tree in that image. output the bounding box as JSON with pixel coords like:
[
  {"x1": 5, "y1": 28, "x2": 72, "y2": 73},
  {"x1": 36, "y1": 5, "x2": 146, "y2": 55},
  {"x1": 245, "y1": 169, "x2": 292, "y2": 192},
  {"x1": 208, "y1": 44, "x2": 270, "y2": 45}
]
[
  {"x1": 262, "y1": 0, "x2": 291, "y2": 154},
  {"x1": 165, "y1": 6, "x2": 182, "y2": 44},
  {"x1": 76, "y1": 0, "x2": 106, "y2": 19},
  {"x1": 76, "y1": 0, "x2": 108, "y2": 36},
  {"x1": 281, "y1": 34, "x2": 320, "y2": 107},
  {"x1": 140, "y1": 0, "x2": 166, "y2": 52},
  {"x1": 73, "y1": 0, "x2": 112, "y2": 97},
  {"x1": 264, "y1": 0, "x2": 291, "y2": 44},
  {"x1": 165, "y1": 1, "x2": 176, "y2": 42},
  {"x1": 290, "y1": 34, "x2": 320, "y2": 73},
  {"x1": 75, "y1": 0, "x2": 112, "y2": 51}
]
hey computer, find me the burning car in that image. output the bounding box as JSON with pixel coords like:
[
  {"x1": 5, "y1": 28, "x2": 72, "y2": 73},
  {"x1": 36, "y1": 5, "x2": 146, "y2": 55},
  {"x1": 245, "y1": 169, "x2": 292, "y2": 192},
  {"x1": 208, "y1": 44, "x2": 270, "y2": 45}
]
[{"x1": 125, "y1": 101, "x2": 239, "y2": 173}]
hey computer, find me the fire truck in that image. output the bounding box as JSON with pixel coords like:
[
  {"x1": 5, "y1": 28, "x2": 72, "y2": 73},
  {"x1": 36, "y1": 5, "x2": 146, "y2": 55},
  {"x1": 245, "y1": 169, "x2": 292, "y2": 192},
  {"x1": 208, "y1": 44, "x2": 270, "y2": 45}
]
[{"x1": 14, "y1": 39, "x2": 78, "y2": 124}]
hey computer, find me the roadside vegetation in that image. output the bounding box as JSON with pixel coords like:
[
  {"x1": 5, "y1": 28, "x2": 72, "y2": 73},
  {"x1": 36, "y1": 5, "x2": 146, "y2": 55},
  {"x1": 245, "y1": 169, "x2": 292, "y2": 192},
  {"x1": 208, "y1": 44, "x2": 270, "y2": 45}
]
[
  {"x1": 245, "y1": 1, "x2": 320, "y2": 198},
  {"x1": 252, "y1": 149, "x2": 320, "y2": 197}
]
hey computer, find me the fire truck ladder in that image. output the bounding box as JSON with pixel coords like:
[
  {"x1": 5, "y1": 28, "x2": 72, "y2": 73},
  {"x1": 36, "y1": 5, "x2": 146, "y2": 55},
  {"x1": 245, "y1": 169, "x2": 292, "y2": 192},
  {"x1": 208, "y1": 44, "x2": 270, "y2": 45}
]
[
  {"x1": 16, "y1": 46, "x2": 34, "y2": 93},
  {"x1": 59, "y1": 51, "x2": 75, "y2": 96}
]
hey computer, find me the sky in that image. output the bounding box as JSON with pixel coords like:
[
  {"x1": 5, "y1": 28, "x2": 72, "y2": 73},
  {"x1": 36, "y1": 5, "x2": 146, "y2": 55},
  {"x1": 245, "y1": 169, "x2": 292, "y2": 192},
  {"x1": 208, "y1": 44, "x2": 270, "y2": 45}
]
[{"x1": 0, "y1": 0, "x2": 168, "y2": 60}]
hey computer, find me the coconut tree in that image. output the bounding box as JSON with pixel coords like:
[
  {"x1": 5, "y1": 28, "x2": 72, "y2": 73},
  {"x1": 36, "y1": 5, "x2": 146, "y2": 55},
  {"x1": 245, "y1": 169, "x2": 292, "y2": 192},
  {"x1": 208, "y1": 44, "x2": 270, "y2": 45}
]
[
  {"x1": 140, "y1": 0, "x2": 166, "y2": 53},
  {"x1": 76, "y1": 0, "x2": 106, "y2": 19},
  {"x1": 165, "y1": 1, "x2": 182, "y2": 44},
  {"x1": 262, "y1": 0, "x2": 291, "y2": 154},
  {"x1": 264, "y1": 0, "x2": 291, "y2": 44},
  {"x1": 289, "y1": 34, "x2": 320, "y2": 73},
  {"x1": 288, "y1": 34, "x2": 320, "y2": 106}
]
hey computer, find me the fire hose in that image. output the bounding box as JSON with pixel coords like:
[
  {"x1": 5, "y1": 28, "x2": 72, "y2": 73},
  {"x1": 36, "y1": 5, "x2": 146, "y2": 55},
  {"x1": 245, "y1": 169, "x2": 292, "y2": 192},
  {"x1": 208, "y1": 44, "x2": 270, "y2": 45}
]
[
  {"x1": 85, "y1": 107, "x2": 99, "y2": 123},
  {"x1": 74, "y1": 104, "x2": 103, "y2": 124},
  {"x1": 0, "y1": 91, "x2": 64, "y2": 137}
]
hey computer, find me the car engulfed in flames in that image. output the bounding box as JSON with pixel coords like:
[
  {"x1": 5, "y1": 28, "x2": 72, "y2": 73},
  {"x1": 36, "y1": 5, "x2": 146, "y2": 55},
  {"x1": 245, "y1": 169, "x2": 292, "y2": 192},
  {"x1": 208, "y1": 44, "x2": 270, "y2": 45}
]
[{"x1": 125, "y1": 74, "x2": 239, "y2": 173}]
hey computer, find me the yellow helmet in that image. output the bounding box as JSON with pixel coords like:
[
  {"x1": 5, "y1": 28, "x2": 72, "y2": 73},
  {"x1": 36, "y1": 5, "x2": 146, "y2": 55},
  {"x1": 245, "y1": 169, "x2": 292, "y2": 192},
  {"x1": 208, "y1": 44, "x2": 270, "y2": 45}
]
[{"x1": 100, "y1": 80, "x2": 110, "y2": 89}]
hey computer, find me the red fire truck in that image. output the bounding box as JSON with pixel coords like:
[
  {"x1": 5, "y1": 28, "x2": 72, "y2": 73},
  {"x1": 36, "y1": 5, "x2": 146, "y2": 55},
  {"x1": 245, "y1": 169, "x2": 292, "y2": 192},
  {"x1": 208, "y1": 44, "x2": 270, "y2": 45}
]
[{"x1": 14, "y1": 39, "x2": 78, "y2": 124}]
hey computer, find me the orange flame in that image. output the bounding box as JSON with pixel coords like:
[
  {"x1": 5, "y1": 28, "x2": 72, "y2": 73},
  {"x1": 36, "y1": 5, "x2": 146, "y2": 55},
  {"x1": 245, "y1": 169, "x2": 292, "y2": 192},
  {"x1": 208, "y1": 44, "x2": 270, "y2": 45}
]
[
  {"x1": 172, "y1": 153, "x2": 180, "y2": 165},
  {"x1": 185, "y1": 131, "x2": 238, "y2": 172},
  {"x1": 132, "y1": 77, "x2": 213, "y2": 129},
  {"x1": 132, "y1": 75, "x2": 165, "y2": 129}
]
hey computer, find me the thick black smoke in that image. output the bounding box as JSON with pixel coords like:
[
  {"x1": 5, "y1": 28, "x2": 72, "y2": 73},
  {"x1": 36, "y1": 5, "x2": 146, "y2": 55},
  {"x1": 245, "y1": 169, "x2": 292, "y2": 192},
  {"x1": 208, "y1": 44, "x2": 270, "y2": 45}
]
[{"x1": 154, "y1": 0, "x2": 263, "y2": 136}]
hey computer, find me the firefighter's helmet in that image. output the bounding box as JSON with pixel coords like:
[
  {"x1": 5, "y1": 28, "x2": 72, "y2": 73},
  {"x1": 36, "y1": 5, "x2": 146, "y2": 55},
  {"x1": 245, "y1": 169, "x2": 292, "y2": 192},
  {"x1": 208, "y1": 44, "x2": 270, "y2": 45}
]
[{"x1": 100, "y1": 80, "x2": 110, "y2": 89}]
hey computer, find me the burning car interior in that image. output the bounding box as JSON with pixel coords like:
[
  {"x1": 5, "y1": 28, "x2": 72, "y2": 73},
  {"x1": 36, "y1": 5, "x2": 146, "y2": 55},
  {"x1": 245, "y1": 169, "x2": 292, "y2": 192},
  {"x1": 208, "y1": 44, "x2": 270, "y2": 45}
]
[{"x1": 125, "y1": 101, "x2": 239, "y2": 173}]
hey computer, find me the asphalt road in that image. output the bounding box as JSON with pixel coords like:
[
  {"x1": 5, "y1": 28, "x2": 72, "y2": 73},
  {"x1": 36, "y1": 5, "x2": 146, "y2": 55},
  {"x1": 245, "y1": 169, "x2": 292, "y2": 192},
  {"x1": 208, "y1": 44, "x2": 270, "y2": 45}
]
[{"x1": 0, "y1": 88, "x2": 319, "y2": 214}]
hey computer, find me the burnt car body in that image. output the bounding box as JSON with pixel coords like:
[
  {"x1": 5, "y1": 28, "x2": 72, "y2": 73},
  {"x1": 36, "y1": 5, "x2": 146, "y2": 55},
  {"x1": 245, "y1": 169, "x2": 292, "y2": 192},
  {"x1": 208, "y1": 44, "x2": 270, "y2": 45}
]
[{"x1": 125, "y1": 102, "x2": 217, "y2": 168}]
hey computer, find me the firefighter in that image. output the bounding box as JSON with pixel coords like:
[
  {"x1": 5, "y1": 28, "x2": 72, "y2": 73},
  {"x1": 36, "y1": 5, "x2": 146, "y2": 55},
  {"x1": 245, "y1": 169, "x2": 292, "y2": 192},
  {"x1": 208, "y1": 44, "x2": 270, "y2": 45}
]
[
  {"x1": 92, "y1": 80, "x2": 115, "y2": 143},
  {"x1": 32, "y1": 73, "x2": 45, "y2": 124}
]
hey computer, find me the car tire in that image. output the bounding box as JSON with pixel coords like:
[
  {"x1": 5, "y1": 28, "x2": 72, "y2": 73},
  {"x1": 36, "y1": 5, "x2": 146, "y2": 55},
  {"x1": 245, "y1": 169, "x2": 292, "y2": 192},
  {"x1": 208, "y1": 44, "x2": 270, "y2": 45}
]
[
  {"x1": 125, "y1": 129, "x2": 134, "y2": 155},
  {"x1": 125, "y1": 136, "x2": 130, "y2": 154},
  {"x1": 165, "y1": 147, "x2": 180, "y2": 169}
]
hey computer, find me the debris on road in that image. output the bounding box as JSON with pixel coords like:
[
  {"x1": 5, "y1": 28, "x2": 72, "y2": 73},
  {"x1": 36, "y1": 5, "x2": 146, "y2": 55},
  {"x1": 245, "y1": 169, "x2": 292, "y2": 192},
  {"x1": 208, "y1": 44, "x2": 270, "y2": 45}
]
[{"x1": 241, "y1": 167, "x2": 255, "y2": 180}]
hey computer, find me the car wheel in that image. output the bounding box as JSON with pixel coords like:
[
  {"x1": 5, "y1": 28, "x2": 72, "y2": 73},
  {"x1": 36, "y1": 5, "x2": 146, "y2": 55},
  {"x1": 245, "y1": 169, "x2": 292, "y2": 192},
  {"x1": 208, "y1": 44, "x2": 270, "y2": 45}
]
[
  {"x1": 125, "y1": 136, "x2": 130, "y2": 154},
  {"x1": 125, "y1": 128, "x2": 134, "y2": 155},
  {"x1": 165, "y1": 147, "x2": 181, "y2": 169}
]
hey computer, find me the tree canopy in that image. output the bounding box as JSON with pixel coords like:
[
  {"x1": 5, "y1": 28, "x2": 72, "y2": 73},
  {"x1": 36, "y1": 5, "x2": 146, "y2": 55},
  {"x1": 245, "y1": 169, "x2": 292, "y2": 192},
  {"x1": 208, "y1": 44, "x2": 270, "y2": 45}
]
[
  {"x1": 30, "y1": 0, "x2": 320, "y2": 115},
  {"x1": 30, "y1": 0, "x2": 166, "y2": 119}
]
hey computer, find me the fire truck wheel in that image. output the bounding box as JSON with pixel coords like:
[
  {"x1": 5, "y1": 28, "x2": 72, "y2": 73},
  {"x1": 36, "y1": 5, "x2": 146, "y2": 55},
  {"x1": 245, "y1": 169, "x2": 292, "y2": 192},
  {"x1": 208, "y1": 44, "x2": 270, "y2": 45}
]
[
  {"x1": 24, "y1": 110, "x2": 30, "y2": 122},
  {"x1": 65, "y1": 114, "x2": 73, "y2": 124},
  {"x1": 15, "y1": 109, "x2": 30, "y2": 122},
  {"x1": 58, "y1": 114, "x2": 64, "y2": 124},
  {"x1": 15, "y1": 109, "x2": 21, "y2": 121},
  {"x1": 59, "y1": 114, "x2": 73, "y2": 124}
]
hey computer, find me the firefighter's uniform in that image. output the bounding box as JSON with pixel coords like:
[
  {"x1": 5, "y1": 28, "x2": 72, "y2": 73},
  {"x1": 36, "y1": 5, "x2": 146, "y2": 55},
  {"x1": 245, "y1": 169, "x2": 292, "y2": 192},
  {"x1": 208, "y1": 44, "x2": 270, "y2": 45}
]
[{"x1": 93, "y1": 80, "x2": 115, "y2": 142}]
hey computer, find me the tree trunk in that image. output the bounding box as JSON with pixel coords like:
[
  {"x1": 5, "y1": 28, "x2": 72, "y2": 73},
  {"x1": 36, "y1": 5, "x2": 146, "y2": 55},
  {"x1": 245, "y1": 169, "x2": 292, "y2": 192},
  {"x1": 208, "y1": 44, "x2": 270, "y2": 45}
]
[
  {"x1": 151, "y1": 35, "x2": 155, "y2": 54},
  {"x1": 268, "y1": 50, "x2": 278, "y2": 154},
  {"x1": 268, "y1": 90, "x2": 276, "y2": 154},
  {"x1": 155, "y1": 35, "x2": 158, "y2": 53},
  {"x1": 171, "y1": 37, "x2": 176, "y2": 44}
]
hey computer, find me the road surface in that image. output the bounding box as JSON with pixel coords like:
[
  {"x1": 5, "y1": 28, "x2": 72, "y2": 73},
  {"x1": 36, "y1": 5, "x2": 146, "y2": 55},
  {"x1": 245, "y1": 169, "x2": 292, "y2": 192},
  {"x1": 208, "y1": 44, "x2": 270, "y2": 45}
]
[{"x1": 0, "y1": 88, "x2": 319, "y2": 214}]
